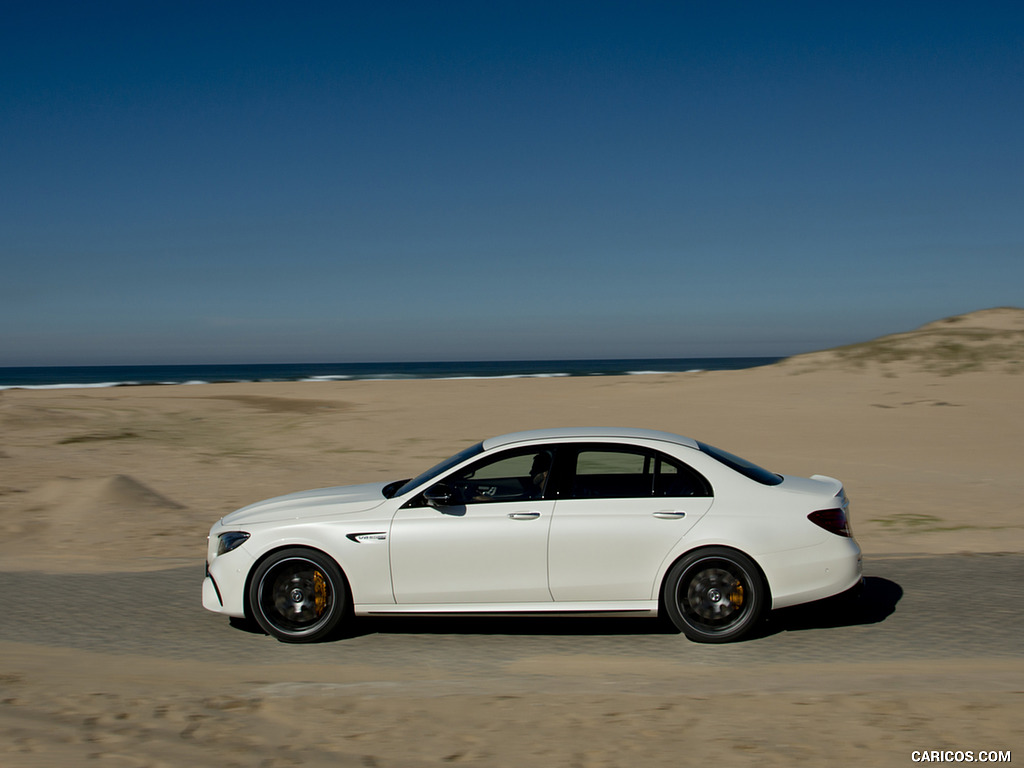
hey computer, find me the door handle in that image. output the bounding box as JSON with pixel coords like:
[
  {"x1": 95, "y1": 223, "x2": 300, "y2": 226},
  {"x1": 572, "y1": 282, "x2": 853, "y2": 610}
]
[
  {"x1": 653, "y1": 511, "x2": 687, "y2": 519},
  {"x1": 507, "y1": 511, "x2": 541, "y2": 520}
]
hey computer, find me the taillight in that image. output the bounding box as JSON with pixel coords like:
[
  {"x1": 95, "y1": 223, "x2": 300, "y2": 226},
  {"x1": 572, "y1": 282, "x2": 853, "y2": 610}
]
[{"x1": 808, "y1": 508, "x2": 851, "y2": 537}]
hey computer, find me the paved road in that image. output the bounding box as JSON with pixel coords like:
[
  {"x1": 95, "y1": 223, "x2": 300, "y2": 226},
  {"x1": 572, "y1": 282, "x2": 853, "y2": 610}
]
[{"x1": 4, "y1": 554, "x2": 1022, "y2": 672}]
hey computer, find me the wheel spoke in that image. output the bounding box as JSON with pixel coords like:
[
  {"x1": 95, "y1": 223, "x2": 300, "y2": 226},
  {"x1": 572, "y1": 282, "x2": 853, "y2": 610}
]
[
  {"x1": 249, "y1": 550, "x2": 347, "y2": 643},
  {"x1": 259, "y1": 560, "x2": 334, "y2": 633},
  {"x1": 678, "y1": 560, "x2": 751, "y2": 631}
]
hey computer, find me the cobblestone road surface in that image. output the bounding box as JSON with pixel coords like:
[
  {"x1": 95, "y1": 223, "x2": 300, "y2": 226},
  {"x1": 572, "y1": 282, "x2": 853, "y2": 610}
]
[{"x1": 4, "y1": 553, "x2": 1022, "y2": 673}]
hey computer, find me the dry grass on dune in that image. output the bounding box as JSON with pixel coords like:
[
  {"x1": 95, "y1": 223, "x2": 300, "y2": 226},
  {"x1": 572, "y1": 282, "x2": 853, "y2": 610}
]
[{"x1": 781, "y1": 307, "x2": 1024, "y2": 375}]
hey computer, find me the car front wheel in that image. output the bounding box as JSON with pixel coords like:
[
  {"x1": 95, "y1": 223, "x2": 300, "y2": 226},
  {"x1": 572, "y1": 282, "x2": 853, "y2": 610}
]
[
  {"x1": 662, "y1": 548, "x2": 766, "y2": 643},
  {"x1": 249, "y1": 548, "x2": 348, "y2": 643}
]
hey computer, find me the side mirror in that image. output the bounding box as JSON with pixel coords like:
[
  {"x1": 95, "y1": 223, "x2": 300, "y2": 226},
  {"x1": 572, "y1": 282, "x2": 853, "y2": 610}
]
[{"x1": 423, "y1": 483, "x2": 454, "y2": 508}]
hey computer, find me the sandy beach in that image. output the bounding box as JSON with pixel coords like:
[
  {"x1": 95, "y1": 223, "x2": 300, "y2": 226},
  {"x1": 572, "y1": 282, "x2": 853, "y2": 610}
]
[{"x1": 1, "y1": 309, "x2": 1021, "y2": 766}]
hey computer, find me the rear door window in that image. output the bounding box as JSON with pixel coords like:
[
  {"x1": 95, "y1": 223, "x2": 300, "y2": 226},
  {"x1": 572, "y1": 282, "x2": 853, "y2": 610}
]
[{"x1": 564, "y1": 445, "x2": 711, "y2": 499}]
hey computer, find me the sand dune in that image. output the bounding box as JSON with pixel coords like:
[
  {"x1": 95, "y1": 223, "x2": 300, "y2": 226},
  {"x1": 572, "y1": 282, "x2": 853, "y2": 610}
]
[
  {"x1": 2, "y1": 475, "x2": 189, "y2": 563},
  {"x1": 24, "y1": 475, "x2": 184, "y2": 515},
  {"x1": 782, "y1": 306, "x2": 1024, "y2": 374}
]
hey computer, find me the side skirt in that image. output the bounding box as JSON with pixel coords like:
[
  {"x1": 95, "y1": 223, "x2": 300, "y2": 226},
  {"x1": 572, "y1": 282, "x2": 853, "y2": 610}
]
[{"x1": 355, "y1": 601, "x2": 659, "y2": 618}]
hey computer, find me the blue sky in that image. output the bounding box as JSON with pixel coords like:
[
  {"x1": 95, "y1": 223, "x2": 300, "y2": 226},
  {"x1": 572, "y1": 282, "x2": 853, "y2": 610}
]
[{"x1": 2, "y1": 1, "x2": 1022, "y2": 365}]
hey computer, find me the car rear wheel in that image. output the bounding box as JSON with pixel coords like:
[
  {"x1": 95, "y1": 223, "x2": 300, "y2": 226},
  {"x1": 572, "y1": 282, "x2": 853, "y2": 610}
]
[
  {"x1": 249, "y1": 549, "x2": 348, "y2": 643},
  {"x1": 662, "y1": 548, "x2": 765, "y2": 643}
]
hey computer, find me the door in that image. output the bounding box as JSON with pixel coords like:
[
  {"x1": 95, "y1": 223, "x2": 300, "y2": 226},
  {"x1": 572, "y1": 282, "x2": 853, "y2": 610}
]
[
  {"x1": 547, "y1": 445, "x2": 713, "y2": 601},
  {"x1": 389, "y1": 446, "x2": 555, "y2": 604}
]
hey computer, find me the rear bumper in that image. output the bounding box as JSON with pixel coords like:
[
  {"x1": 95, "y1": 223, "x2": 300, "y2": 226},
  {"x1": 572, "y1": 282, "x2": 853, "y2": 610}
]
[{"x1": 764, "y1": 537, "x2": 863, "y2": 610}]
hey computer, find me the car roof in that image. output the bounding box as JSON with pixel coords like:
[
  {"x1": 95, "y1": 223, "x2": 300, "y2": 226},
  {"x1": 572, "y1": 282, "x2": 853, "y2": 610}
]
[{"x1": 482, "y1": 427, "x2": 700, "y2": 451}]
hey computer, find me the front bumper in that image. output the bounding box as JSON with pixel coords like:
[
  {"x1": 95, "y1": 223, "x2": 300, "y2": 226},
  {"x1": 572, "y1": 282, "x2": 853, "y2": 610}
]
[{"x1": 202, "y1": 546, "x2": 255, "y2": 618}]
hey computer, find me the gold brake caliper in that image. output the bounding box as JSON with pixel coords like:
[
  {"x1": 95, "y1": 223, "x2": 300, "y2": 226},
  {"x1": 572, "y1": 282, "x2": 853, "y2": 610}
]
[
  {"x1": 728, "y1": 582, "x2": 745, "y2": 607},
  {"x1": 313, "y1": 570, "x2": 327, "y2": 615}
]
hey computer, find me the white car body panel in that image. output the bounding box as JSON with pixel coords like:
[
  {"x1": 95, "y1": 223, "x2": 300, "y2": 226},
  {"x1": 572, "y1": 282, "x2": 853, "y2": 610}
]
[
  {"x1": 221, "y1": 482, "x2": 390, "y2": 526},
  {"x1": 203, "y1": 428, "x2": 863, "y2": 638},
  {"x1": 390, "y1": 500, "x2": 555, "y2": 603},
  {"x1": 547, "y1": 497, "x2": 712, "y2": 601},
  {"x1": 483, "y1": 427, "x2": 701, "y2": 452}
]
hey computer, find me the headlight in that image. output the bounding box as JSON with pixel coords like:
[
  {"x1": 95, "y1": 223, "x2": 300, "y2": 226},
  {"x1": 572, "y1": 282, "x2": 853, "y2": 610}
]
[{"x1": 217, "y1": 531, "x2": 250, "y2": 555}]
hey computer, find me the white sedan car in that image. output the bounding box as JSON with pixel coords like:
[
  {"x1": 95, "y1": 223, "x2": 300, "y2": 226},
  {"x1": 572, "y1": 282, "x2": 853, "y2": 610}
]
[{"x1": 203, "y1": 428, "x2": 862, "y2": 643}]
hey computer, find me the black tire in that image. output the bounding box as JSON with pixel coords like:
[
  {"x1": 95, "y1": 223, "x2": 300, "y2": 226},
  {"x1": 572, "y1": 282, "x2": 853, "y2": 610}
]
[
  {"x1": 662, "y1": 548, "x2": 766, "y2": 643},
  {"x1": 248, "y1": 548, "x2": 348, "y2": 643}
]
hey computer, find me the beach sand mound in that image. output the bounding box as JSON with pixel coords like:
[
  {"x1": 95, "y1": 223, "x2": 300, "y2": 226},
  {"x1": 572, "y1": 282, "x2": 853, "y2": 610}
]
[
  {"x1": 25, "y1": 475, "x2": 184, "y2": 514},
  {"x1": 780, "y1": 307, "x2": 1024, "y2": 374},
  {"x1": 0, "y1": 475, "x2": 190, "y2": 563}
]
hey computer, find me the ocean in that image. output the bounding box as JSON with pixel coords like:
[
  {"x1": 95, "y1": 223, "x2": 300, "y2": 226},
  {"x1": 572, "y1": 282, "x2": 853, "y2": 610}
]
[{"x1": 0, "y1": 358, "x2": 782, "y2": 390}]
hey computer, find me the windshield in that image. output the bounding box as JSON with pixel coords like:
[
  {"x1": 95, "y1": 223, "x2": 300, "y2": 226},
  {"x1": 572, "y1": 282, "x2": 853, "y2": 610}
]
[
  {"x1": 390, "y1": 441, "x2": 485, "y2": 497},
  {"x1": 697, "y1": 441, "x2": 782, "y2": 486}
]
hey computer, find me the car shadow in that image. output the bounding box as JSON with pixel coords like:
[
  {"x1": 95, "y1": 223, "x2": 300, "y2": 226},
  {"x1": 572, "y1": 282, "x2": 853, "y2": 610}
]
[
  {"x1": 229, "y1": 576, "x2": 903, "y2": 642},
  {"x1": 755, "y1": 576, "x2": 903, "y2": 639},
  {"x1": 344, "y1": 576, "x2": 903, "y2": 641},
  {"x1": 345, "y1": 614, "x2": 669, "y2": 639},
  {"x1": 228, "y1": 612, "x2": 670, "y2": 640},
  {"x1": 228, "y1": 616, "x2": 265, "y2": 635}
]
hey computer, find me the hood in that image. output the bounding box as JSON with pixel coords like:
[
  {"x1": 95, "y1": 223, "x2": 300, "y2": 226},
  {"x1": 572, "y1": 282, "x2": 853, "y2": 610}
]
[{"x1": 220, "y1": 481, "x2": 391, "y2": 526}]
